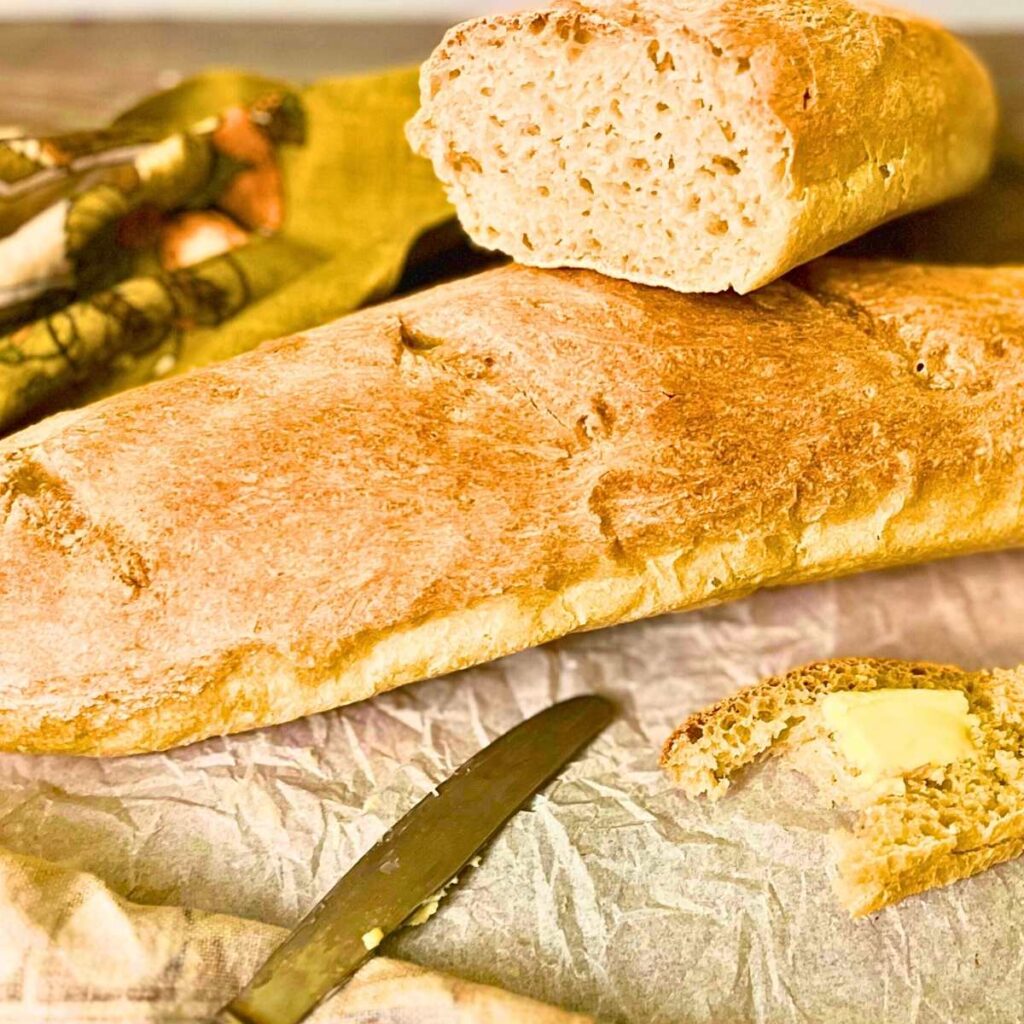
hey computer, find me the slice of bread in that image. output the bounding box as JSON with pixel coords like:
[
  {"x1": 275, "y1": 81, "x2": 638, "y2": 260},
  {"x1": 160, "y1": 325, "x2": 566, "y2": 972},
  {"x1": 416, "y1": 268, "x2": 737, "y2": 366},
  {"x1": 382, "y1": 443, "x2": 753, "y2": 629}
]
[
  {"x1": 407, "y1": 0, "x2": 996, "y2": 294},
  {"x1": 661, "y1": 658, "x2": 1024, "y2": 915}
]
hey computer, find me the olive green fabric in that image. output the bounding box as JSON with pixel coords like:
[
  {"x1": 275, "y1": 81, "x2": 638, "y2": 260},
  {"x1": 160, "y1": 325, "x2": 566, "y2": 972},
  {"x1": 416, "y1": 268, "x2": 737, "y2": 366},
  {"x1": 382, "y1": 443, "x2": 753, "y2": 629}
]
[{"x1": 0, "y1": 67, "x2": 452, "y2": 432}]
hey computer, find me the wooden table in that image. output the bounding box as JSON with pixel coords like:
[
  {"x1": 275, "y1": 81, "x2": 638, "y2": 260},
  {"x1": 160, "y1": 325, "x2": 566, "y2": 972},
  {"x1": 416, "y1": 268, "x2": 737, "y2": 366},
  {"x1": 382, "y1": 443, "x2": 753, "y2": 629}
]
[
  {"x1": 0, "y1": 21, "x2": 449, "y2": 132},
  {"x1": 0, "y1": 22, "x2": 1021, "y2": 266}
]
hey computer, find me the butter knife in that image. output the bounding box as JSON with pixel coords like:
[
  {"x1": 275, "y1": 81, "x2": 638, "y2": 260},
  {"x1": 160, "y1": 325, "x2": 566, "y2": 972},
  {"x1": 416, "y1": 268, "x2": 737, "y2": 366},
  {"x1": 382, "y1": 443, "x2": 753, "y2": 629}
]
[{"x1": 213, "y1": 694, "x2": 613, "y2": 1024}]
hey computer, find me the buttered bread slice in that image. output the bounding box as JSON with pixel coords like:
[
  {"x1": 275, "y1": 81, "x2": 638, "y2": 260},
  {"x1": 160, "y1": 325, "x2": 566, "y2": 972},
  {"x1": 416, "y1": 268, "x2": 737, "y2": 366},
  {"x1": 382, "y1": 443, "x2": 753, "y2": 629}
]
[
  {"x1": 662, "y1": 658, "x2": 1024, "y2": 915},
  {"x1": 408, "y1": 0, "x2": 996, "y2": 293}
]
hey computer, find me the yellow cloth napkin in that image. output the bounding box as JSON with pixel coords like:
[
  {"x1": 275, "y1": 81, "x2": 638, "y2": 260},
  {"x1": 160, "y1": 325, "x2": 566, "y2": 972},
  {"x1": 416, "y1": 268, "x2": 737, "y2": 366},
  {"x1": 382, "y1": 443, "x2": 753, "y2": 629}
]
[
  {"x1": 0, "y1": 847, "x2": 594, "y2": 1023},
  {"x1": 0, "y1": 67, "x2": 453, "y2": 433}
]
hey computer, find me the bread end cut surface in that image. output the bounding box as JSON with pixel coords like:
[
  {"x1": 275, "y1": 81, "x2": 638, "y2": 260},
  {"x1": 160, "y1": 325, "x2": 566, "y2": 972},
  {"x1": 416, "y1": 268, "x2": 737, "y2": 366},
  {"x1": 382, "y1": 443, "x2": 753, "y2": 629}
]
[
  {"x1": 662, "y1": 658, "x2": 1024, "y2": 915},
  {"x1": 408, "y1": 0, "x2": 996, "y2": 293}
]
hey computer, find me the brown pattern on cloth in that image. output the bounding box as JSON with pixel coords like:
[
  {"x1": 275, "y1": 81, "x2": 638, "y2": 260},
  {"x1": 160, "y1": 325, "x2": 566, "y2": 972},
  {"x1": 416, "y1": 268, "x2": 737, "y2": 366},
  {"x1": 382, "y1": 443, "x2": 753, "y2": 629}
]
[{"x1": 0, "y1": 89, "x2": 304, "y2": 433}]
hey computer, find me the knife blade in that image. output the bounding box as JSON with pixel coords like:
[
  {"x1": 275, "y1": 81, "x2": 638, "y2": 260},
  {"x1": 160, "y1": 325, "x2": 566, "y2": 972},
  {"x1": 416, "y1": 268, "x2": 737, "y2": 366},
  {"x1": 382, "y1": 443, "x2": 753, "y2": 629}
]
[{"x1": 213, "y1": 694, "x2": 613, "y2": 1024}]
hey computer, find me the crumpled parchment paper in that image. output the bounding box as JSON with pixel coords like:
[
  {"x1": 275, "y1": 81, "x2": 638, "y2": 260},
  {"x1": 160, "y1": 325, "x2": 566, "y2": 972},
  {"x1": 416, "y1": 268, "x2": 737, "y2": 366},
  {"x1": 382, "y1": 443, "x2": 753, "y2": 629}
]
[{"x1": 1, "y1": 548, "x2": 1023, "y2": 1023}]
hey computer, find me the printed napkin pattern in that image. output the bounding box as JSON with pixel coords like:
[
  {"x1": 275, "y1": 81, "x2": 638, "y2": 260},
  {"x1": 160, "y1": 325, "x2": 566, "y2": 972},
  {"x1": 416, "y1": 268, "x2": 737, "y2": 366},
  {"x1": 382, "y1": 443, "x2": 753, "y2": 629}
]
[{"x1": 0, "y1": 68, "x2": 453, "y2": 434}]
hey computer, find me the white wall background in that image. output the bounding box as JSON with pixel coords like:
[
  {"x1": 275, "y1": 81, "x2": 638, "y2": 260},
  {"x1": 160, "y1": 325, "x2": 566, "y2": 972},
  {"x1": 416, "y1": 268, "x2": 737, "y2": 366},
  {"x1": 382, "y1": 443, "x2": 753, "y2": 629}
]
[{"x1": 0, "y1": 0, "x2": 1020, "y2": 27}]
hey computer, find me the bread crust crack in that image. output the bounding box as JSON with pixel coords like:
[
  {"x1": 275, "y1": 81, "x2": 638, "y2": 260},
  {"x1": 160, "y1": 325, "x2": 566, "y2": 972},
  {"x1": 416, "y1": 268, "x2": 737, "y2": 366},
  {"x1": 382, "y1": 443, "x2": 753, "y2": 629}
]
[{"x1": 1, "y1": 452, "x2": 151, "y2": 595}]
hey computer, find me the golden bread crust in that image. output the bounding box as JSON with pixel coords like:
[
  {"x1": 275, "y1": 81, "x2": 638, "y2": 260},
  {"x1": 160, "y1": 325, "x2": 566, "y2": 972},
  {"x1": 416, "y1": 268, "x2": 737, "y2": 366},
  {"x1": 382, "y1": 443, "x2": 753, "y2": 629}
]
[{"x1": 2, "y1": 261, "x2": 1023, "y2": 754}]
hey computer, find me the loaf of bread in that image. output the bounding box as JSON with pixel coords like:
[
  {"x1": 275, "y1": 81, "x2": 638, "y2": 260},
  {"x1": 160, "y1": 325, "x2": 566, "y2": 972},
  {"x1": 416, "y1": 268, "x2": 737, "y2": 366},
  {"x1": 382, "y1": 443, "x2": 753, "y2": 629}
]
[
  {"x1": 407, "y1": 0, "x2": 996, "y2": 294},
  {"x1": 2, "y1": 259, "x2": 1023, "y2": 755},
  {"x1": 661, "y1": 658, "x2": 1024, "y2": 915}
]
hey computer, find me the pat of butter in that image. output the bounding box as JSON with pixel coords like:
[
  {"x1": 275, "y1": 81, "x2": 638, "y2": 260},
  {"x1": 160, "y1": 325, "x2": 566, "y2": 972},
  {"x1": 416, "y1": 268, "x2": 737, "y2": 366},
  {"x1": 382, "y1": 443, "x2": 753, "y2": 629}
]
[
  {"x1": 361, "y1": 926, "x2": 384, "y2": 951},
  {"x1": 821, "y1": 688, "x2": 976, "y2": 782}
]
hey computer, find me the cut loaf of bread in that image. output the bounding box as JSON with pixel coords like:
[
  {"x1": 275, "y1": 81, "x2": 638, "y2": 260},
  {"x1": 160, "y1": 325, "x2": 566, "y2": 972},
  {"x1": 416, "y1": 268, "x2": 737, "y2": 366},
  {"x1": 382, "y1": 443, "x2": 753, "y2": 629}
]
[
  {"x1": 407, "y1": 0, "x2": 997, "y2": 294},
  {"x1": 2, "y1": 259, "x2": 1024, "y2": 755},
  {"x1": 661, "y1": 658, "x2": 1024, "y2": 915}
]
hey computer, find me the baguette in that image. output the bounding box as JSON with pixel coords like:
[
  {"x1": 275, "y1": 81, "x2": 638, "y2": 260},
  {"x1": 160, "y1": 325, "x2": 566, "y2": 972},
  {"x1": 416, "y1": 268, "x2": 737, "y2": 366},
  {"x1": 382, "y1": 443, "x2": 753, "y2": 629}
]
[
  {"x1": 2, "y1": 259, "x2": 1024, "y2": 755},
  {"x1": 660, "y1": 658, "x2": 1024, "y2": 916},
  {"x1": 407, "y1": 0, "x2": 996, "y2": 294}
]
